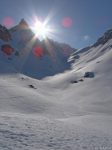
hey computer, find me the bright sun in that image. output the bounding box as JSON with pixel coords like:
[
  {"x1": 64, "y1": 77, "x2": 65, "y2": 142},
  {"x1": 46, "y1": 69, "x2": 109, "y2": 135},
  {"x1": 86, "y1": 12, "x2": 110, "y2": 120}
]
[{"x1": 32, "y1": 20, "x2": 50, "y2": 39}]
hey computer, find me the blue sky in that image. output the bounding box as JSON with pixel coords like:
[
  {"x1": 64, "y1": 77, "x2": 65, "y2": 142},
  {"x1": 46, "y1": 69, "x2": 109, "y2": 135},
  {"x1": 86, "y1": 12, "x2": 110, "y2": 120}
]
[{"x1": 0, "y1": 0, "x2": 112, "y2": 48}]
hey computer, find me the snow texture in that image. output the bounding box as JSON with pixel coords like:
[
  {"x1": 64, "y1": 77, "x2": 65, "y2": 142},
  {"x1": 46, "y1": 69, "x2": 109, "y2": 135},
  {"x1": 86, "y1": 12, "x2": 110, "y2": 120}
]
[{"x1": 0, "y1": 27, "x2": 112, "y2": 149}]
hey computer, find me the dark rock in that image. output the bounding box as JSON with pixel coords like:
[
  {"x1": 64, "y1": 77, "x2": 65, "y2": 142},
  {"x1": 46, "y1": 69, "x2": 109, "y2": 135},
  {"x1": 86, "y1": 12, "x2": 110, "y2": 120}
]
[
  {"x1": 78, "y1": 79, "x2": 84, "y2": 82},
  {"x1": 84, "y1": 72, "x2": 95, "y2": 78},
  {"x1": 96, "y1": 61, "x2": 101, "y2": 63},
  {"x1": 15, "y1": 51, "x2": 19, "y2": 56},
  {"x1": 0, "y1": 24, "x2": 11, "y2": 41},
  {"x1": 28, "y1": 85, "x2": 37, "y2": 89},
  {"x1": 8, "y1": 57, "x2": 12, "y2": 60},
  {"x1": 21, "y1": 77, "x2": 25, "y2": 80},
  {"x1": 71, "y1": 80, "x2": 78, "y2": 84}
]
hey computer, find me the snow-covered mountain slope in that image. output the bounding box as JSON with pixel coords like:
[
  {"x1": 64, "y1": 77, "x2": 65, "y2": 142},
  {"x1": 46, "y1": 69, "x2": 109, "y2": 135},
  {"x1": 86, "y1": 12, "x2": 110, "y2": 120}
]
[
  {"x1": 21, "y1": 38, "x2": 75, "y2": 79},
  {"x1": 0, "y1": 20, "x2": 75, "y2": 79},
  {"x1": 69, "y1": 29, "x2": 112, "y2": 71},
  {"x1": 0, "y1": 28, "x2": 112, "y2": 149}
]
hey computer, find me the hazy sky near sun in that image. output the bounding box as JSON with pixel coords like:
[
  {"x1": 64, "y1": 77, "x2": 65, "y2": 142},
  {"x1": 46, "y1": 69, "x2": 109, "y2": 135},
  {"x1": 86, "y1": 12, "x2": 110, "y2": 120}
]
[{"x1": 0, "y1": 0, "x2": 112, "y2": 48}]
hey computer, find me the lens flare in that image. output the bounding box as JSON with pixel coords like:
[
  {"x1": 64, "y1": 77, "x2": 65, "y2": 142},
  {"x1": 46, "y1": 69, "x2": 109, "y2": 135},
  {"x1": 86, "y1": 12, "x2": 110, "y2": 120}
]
[
  {"x1": 31, "y1": 19, "x2": 51, "y2": 39},
  {"x1": 33, "y1": 46, "x2": 43, "y2": 57},
  {"x1": 62, "y1": 17, "x2": 73, "y2": 28},
  {"x1": 2, "y1": 17, "x2": 14, "y2": 28}
]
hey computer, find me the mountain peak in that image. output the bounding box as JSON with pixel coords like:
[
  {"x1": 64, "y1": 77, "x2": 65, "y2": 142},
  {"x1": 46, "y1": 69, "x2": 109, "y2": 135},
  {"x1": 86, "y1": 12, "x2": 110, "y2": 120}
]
[
  {"x1": 18, "y1": 18, "x2": 29, "y2": 29},
  {"x1": 93, "y1": 28, "x2": 112, "y2": 47}
]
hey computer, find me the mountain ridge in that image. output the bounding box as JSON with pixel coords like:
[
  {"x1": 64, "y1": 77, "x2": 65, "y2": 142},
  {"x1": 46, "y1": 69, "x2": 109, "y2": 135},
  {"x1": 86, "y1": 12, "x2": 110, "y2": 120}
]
[
  {"x1": 0, "y1": 20, "x2": 112, "y2": 79},
  {"x1": 0, "y1": 19, "x2": 75, "y2": 79}
]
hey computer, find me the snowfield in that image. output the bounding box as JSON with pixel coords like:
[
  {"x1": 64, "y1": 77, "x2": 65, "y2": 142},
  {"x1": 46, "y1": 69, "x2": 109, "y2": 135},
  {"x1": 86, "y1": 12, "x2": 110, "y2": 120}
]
[{"x1": 0, "y1": 32, "x2": 112, "y2": 149}]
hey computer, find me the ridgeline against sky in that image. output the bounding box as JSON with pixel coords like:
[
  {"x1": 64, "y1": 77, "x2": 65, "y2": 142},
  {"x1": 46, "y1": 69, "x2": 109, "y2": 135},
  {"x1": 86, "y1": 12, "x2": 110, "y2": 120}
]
[{"x1": 0, "y1": 0, "x2": 112, "y2": 48}]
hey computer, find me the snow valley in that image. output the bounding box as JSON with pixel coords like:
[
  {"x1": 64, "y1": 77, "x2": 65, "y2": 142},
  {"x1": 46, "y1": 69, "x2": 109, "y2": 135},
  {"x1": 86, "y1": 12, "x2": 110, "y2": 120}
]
[{"x1": 0, "y1": 21, "x2": 112, "y2": 149}]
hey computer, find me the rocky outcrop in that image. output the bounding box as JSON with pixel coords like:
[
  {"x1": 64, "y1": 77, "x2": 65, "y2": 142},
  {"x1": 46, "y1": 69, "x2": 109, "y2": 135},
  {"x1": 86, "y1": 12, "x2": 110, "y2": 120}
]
[
  {"x1": 0, "y1": 25, "x2": 11, "y2": 41},
  {"x1": 18, "y1": 18, "x2": 29, "y2": 29},
  {"x1": 93, "y1": 29, "x2": 112, "y2": 47}
]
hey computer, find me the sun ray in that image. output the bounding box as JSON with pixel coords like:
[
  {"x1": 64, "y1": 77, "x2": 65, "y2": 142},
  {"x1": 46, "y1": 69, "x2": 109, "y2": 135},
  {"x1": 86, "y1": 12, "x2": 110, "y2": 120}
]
[
  {"x1": 30, "y1": 18, "x2": 50, "y2": 39},
  {"x1": 30, "y1": 15, "x2": 57, "y2": 41}
]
